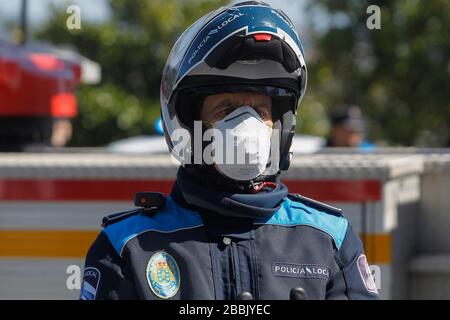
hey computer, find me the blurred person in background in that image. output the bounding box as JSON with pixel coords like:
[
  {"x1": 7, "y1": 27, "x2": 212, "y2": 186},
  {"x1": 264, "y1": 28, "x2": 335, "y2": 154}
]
[
  {"x1": 326, "y1": 105, "x2": 374, "y2": 150},
  {"x1": 80, "y1": 1, "x2": 378, "y2": 300}
]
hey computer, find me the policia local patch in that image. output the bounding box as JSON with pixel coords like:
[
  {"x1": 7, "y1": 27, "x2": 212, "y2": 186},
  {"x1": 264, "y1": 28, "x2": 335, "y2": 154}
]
[
  {"x1": 80, "y1": 267, "x2": 101, "y2": 300},
  {"x1": 272, "y1": 263, "x2": 330, "y2": 280},
  {"x1": 146, "y1": 251, "x2": 181, "y2": 299}
]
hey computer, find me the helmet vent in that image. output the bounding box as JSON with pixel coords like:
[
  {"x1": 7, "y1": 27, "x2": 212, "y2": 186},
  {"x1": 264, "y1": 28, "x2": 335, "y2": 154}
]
[{"x1": 205, "y1": 33, "x2": 300, "y2": 73}]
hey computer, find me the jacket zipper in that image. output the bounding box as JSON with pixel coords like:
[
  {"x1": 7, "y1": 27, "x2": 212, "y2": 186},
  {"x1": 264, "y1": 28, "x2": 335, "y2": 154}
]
[{"x1": 230, "y1": 240, "x2": 242, "y2": 299}]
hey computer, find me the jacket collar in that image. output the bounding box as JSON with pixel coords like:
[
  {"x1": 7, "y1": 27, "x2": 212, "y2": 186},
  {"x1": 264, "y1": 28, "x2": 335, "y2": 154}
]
[{"x1": 172, "y1": 167, "x2": 288, "y2": 219}]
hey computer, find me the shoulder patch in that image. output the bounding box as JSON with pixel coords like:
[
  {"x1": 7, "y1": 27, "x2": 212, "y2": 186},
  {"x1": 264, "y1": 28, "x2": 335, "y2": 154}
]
[
  {"x1": 357, "y1": 254, "x2": 378, "y2": 294},
  {"x1": 80, "y1": 267, "x2": 101, "y2": 300}
]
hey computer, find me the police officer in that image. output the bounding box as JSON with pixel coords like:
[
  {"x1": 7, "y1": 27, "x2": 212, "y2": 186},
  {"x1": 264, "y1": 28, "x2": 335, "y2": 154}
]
[
  {"x1": 80, "y1": 1, "x2": 379, "y2": 300},
  {"x1": 326, "y1": 105, "x2": 375, "y2": 150}
]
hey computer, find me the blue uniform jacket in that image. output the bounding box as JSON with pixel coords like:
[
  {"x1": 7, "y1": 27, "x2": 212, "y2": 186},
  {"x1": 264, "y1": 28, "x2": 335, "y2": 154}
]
[{"x1": 80, "y1": 171, "x2": 379, "y2": 300}]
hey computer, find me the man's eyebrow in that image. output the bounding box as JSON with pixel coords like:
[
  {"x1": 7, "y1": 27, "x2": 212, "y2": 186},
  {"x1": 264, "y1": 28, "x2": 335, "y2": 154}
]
[
  {"x1": 255, "y1": 99, "x2": 272, "y2": 107},
  {"x1": 213, "y1": 97, "x2": 233, "y2": 108},
  {"x1": 255, "y1": 99, "x2": 271, "y2": 105}
]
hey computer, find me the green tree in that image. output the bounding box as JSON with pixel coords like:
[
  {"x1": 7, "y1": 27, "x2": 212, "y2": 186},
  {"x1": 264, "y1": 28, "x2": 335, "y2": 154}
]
[
  {"x1": 36, "y1": 0, "x2": 450, "y2": 147},
  {"x1": 302, "y1": 0, "x2": 450, "y2": 146},
  {"x1": 36, "y1": 0, "x2": 227, "y2": 146}
]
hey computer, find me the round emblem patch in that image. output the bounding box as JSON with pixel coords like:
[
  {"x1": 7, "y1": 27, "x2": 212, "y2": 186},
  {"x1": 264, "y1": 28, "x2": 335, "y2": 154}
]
[{"x1": 146, "y1": 251, "x2": 180, "y2": 299}]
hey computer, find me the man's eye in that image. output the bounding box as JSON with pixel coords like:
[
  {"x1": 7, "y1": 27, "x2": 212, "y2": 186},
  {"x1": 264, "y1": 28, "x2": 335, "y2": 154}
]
[{"x1": 218, "y1": 106, "x2": 234, "y2": 116}]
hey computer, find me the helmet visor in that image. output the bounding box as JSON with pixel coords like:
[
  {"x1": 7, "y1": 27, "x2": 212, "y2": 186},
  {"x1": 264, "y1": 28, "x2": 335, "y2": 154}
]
[{"x1": 176, "y1": 84, "x2": 297, "y2": 127}]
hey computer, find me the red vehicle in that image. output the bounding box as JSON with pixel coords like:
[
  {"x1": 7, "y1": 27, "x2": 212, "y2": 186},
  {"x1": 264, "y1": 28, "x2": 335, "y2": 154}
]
[{"x1": 0, "y1": 41, "x2": 81, "y2": 150}]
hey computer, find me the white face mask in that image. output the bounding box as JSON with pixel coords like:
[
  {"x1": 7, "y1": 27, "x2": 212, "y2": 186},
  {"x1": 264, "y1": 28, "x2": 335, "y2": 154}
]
[{"x1": 212, "y1": 106, "x2": 272, "y2": 181}]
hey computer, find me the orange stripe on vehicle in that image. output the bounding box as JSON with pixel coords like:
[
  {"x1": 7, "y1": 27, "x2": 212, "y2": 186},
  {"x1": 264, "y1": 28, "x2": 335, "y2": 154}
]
[
  {"x1": 0, "y1": 230, "x2": 392, "y2": 264},
  {"x1": 0, "y1": 230, "x2": 98, "y2": 258},
  {"x1": 360, "y1": 233, "x2": 392, "y2": 264}
]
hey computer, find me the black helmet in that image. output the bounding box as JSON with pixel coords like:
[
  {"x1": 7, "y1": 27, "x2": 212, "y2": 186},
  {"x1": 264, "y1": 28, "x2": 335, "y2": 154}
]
[{"x1": 160, "y1": 1, "x2": 307, "y2": 179}]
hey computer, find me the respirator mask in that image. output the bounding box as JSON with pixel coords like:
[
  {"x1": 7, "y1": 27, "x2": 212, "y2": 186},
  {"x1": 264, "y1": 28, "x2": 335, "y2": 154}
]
[{"x1": 210, "y1": 106, "x2": 273, "y2": 181}]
